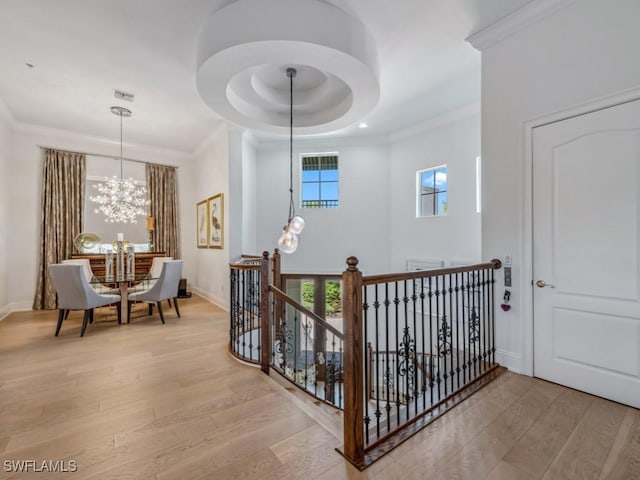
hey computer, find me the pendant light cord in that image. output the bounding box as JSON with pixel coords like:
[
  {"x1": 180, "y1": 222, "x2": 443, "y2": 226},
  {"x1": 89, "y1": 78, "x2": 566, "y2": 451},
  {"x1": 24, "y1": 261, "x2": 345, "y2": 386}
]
[
  {"x1": 120, "y1": 112, "x2": 124, "y2": 180},
  {"x1": 288, "y1": 67, "x2": 295, "y2": 223}
]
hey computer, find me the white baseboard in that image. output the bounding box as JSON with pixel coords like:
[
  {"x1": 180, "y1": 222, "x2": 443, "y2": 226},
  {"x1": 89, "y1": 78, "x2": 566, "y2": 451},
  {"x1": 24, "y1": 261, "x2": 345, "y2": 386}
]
[
  {"x1": 192, "y1": 287, "x2": 229, "y2": 312},
  {"x1": 10, "y1": 301, "x2": 33, "y2": 312},
  {"x1": 0, "y1": 301, "x2": 35, "y2": 321},
  {"x1": 495, "y1": 348, "x2": 524, "y2": 374}
]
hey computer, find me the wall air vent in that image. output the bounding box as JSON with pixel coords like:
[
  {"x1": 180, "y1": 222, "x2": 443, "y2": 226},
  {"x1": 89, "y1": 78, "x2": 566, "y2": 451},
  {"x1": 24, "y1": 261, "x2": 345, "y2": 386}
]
[{"x1": 114, "y1": 90, "x2": 134, "y2": 102}]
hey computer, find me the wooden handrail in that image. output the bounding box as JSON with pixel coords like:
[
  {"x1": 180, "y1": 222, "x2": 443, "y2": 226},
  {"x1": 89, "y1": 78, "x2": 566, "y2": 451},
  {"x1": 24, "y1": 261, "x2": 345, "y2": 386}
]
[
  {"x1": 269, "y1": 285, "x2": 344, "y2": 340},
  {"x1": 230, "y1": 254, "x2": 264, "y2": 268},
  {"x1": 362, "y1": 259, "x2": 502, "y2": 285},
  {"x1": 281, "y1": 273, "x2": 342, "y2": 280}
]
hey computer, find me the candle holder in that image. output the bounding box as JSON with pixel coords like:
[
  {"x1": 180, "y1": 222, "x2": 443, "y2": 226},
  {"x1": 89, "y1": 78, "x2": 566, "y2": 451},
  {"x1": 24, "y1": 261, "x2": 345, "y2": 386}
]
[
  {"x1": 116, "y1": 241, "x2": 125, "y2": 281},
  {"x1": 126, "y1": 245, "x2": 135, "y2": 281},
  {"x1": 105, "y1": 251, "x2": 114, "y2": 282}
]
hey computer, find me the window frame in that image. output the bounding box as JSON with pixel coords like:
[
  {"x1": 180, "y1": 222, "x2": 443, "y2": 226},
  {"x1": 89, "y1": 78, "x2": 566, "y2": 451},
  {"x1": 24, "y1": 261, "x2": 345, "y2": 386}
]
[
  {"x1": 300, "y1": 152, "x2": 340, "y2": 209},
  {"x1": 416, "y1": 165, "x2": 448, "y2": 218}
]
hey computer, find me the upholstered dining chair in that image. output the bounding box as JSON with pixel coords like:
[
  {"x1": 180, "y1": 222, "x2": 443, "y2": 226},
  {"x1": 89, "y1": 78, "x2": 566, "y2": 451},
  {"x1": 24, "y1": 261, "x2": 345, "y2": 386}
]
[
  {"x1": 149, "y1": 256, "x2": 173, "y2": 278},
  {"x1": 146, "y1": 256, "x2": 174, "y2": 306},
  {"x1": 49, "y1": 264, "x2": 121, "y2": 337},
  {"x1": 127, "y1": 260, "x2": 183, "y2": 324},
  {"x1": 61, "y1": 258, "x2": 94, "y2": 282}
]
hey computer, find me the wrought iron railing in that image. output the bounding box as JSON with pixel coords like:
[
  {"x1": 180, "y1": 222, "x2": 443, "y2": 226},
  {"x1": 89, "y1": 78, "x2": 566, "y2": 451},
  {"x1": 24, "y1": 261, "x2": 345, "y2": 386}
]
[
  {"x1": 340, "y1": 257, "x2": 502, "y2": 469},
  {"x1": 301, "y1": 199, "x2": 338, "y2": 208},
  {"x1": 229, "y1": 256, "x2": 263, "y2": 364},
  {"x1": 269, "y1": 285, "x2": 344, "y2": 408},
  {"x1": 230, "y1": 253, "x2": 345, "y2": 408},
  {"x1": 229, "y1": 252, "x2": 501, "y2": 469}
]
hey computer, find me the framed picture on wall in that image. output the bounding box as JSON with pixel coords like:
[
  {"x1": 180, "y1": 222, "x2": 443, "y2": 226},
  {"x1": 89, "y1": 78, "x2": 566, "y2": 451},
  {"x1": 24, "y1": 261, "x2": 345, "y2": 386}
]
[
  {"x1": 196, "y1": 199, "x2": 208, "y2": 248},
  {"x1": 207, "y1": 193, "x2": 224, "y2": 249}
]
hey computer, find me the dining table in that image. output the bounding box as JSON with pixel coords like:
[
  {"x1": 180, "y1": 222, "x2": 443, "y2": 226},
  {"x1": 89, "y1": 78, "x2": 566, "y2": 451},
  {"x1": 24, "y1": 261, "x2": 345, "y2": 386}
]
[{"x1": 90, "y1": 273, "x2": 158, "y2": 324}]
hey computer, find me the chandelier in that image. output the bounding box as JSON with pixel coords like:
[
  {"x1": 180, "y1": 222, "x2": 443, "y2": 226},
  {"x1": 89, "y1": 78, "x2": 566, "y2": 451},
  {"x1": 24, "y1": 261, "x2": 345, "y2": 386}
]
[
  {"x1": 90, "y1": 106, "x2": 149, "y2": 223},
  {"x1": 277, "y1": 68, "x2": 305, "y2": 254}
]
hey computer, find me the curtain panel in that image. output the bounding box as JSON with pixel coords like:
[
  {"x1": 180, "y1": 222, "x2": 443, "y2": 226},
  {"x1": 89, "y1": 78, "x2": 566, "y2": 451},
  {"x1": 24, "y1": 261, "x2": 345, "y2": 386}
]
[
  {"x1": 33, "y1": 149, "x2": 86, "y2": 310},
  {"x1": 146, "y1": 163, "x2": 180, "y2": 260}
]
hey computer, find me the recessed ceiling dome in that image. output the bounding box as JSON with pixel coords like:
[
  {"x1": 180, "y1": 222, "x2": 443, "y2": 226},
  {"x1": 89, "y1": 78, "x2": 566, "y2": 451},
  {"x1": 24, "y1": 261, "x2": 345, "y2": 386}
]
[{"x1": 196, "y1": 0, "x2": 379, "y2": 135}]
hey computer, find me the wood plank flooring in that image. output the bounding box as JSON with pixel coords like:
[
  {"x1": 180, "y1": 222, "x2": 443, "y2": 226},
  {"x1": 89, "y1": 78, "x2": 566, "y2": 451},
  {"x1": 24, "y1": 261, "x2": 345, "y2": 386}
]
[{"x1": 0, "y1": 295, "x2": 639, "y2": 479}]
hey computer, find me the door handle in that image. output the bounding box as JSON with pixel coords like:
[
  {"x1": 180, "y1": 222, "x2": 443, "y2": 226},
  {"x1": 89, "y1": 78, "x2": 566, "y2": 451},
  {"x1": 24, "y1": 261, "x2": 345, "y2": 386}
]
[{"x1": 536, "y1": 280, "x2": 555, "y2": 288}]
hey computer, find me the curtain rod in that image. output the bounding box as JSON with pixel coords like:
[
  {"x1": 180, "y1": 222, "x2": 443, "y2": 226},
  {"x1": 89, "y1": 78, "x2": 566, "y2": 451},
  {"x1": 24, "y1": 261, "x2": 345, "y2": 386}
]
[{"x1": 38, "y1": 146, "x2": 180, "y2": 168}]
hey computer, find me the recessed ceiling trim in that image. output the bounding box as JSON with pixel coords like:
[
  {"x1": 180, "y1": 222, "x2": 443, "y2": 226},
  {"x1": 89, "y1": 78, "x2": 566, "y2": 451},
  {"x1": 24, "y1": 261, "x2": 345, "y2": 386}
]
[{"x1": 196, "y1": 0, "x2": 379, "y2": 135}]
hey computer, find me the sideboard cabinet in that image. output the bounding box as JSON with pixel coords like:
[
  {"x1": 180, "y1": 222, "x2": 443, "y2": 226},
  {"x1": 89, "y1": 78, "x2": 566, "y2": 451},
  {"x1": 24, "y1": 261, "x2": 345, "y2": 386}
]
[{"x1": 70, "y1": 252, "x2": 167, "y2": 278}]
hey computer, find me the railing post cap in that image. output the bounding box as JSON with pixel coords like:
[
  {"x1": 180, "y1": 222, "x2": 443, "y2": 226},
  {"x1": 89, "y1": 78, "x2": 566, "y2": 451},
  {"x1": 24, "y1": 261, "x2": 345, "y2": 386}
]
[
  {"x1": 262, "y1": 251, "x2": 270, "y2": 260},
  {"x1": 346, "y1": 256, "x2": 359, "y2": 271},
  {"x1": 491, "y1": 258, "x2": 502, "y2": 269}
]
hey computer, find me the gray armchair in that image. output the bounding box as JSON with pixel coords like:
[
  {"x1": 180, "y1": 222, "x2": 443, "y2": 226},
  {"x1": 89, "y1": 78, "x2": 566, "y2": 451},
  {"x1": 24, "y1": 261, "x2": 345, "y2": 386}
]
[
  {"x1": 127, "y1": 260, "x2": 183, "y2": 324},
  {"x1": 49, "y1": 264, "x2": 121, "y2": 337}
]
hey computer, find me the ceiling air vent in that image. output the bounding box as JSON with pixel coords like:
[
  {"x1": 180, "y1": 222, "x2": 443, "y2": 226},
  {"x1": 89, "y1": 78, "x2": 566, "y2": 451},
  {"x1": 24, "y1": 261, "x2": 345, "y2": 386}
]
[{"x1": 114, "y1": 90, "x2": 134, "y2": 102}]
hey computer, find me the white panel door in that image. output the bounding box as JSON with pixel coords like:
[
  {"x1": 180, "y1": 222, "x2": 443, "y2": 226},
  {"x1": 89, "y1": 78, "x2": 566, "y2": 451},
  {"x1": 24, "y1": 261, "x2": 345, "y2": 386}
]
[{"x1": 533, "y1": 99, "x2": 640, "y2": 408}]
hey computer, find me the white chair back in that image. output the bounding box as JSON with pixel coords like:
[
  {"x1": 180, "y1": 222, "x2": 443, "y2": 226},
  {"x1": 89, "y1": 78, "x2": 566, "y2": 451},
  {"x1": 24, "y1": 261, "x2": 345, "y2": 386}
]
[
  {"x1": 129, "y1": 260, "x2": 183, "y2": 303},
  {"x1": 62, "y1": 259, "x2": 94, "y2": 282},
  {"x1": 154, "y1": 260, "x2": 183, "y2": 300},
  {"x1": 150, "y1": 256, "x2": 173, "y2": 278}
]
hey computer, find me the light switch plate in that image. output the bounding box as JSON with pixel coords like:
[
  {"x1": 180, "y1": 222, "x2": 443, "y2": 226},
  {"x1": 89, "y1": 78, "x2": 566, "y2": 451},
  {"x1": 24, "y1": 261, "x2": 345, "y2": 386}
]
[{"x1": 504, "y1": 266, "x2": 512, "y2": 287}]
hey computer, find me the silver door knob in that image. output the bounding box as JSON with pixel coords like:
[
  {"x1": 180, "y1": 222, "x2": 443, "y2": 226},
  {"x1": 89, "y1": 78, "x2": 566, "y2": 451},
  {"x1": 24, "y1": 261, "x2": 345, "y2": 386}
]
[{"x1": 536, "y1": 280, "x2": 554, "y2": 288}]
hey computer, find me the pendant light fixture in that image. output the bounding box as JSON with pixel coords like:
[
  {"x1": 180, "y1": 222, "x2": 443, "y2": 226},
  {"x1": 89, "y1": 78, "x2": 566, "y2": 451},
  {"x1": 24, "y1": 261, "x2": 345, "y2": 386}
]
[
  {"x1": 277, "y1": 67, "x2": 305, "y2": 254},
  {"x1": 90, "y1": 106, "x2": 149, "y2": 223}
]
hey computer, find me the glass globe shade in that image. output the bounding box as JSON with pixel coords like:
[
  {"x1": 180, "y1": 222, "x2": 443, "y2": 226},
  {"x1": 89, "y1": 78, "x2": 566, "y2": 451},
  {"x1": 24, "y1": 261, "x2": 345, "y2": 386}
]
[
  {"x1": 278, "y1": 229, "x2": 299, "y2": 254},
  {"x1": 288, "y1": 215, "x2": 305, "y2": 235}
]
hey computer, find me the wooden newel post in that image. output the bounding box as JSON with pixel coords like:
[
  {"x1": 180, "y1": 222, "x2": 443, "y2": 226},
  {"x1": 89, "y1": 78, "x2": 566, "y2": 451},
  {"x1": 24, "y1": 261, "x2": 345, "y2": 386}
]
[
  {"x1": 260, "y1": 251, "x2": 271, "y2": 375},
  {"x1": 272, "y1": 249, "x2": 281, "y2": 290},
  {"x1": 342, "y1": 256, "x2": 365, "y2": 467}
]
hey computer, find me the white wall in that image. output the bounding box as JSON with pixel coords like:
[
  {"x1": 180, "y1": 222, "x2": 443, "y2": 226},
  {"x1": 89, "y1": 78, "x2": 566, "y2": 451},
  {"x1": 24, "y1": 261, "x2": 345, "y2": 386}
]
[
  {"x1": 227, "y1": 129, "x2": 258, "y2": 260},
  {"x1": 6, "y1": 124, "x2": 194, "y2": 310},
  {"x1": 242, "y1": 134, "x2": 257, "y2": 255},
  {"x1": 389, "y1": 108, "x2": 481, "y2": 272},
  {"x1": 191, "y1": 124, "x2": 231, "y2": 308},
  {"x1": 0, "y1": 103, "x2": 11, "y2": 317},
  {"x1": 256, "y1": 141, "x2": 391, "y2": 275},
  {"x1": 476, "y1": 0, "x2": 640, "y2": 372}
]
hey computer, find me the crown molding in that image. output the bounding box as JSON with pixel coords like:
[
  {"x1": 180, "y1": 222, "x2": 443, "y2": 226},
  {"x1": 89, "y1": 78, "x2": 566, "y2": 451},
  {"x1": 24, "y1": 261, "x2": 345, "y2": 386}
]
[
  {"x1": 466, "y1": 0, "x2": 578, "y2": 51},
  {"x1": 387, "y1": 102, "x2": 480, "y2": 143},
  {"x1": 13, "y1": 120, "x2": 192, "y2": 162},
  {"x1": 255, "y1": 132, "x2": 389, "y2": 152}
]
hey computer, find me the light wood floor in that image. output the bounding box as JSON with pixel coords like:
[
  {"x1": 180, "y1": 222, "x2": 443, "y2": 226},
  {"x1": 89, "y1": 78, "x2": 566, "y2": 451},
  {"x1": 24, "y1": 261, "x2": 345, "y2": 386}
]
[{"x1": 1, "y1": 295, "x2": 639, "y2": 479}]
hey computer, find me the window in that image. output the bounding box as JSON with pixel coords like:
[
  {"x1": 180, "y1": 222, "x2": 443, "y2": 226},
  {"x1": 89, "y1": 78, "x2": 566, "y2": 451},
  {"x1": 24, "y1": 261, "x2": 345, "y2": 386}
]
[
  {"x1": 301, "y1": 154, "x2": 339, "y2": 208},
  {"x1": 417, "y1": 165, "x2": 447, "y2": 217}
]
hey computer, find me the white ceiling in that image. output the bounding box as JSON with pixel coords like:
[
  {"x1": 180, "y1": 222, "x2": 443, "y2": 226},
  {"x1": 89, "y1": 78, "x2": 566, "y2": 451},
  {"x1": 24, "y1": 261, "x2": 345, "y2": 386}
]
[{"x1": 0, "y1": 0, "x2": 533, "y2": 153}]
